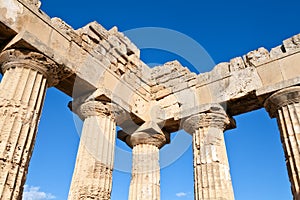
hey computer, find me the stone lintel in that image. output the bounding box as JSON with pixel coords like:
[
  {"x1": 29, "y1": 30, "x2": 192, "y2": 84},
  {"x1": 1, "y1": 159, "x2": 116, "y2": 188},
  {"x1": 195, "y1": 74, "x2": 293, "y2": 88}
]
[
  {"x1": 0, "y1": 5, "x2": 151, "y2": 121},
  {"x1": 175, "y1": 103, "x2": 227, "y2": 120},
  {"x1": 257, "y1": 77, "x2": 300, "y2": 97}
]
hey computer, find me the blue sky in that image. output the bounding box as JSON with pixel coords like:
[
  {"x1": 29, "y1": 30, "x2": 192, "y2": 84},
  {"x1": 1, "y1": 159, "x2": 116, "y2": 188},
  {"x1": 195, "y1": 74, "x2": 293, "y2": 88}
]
[{"x1": 1, "y1": 0, "x2": 300, "y2": 199}]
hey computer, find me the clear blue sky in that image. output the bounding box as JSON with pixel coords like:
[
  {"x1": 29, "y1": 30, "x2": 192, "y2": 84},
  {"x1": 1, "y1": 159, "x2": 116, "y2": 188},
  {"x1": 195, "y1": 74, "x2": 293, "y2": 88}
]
[{"x1": 1, "y1": 0, "x2": 300, "y2": 199}]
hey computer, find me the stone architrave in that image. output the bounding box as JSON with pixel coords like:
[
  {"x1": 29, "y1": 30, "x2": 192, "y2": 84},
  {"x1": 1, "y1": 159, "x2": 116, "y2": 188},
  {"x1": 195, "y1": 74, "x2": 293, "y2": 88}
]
[
  {"x1": 183, "y1": 105, "x2": 235, "y2": 200},
  {"x1": 264, "y1": 86, "x2": 300, "y2": 199},
  {"x1": 120, "y1": 122, "x2": 169, "y2": 200},
  {"x1": 68, "y1": 100, "x2": 117, "y2": 200},
  {"x1": 0, "y1": 49, "x2": 61, "y2": 199}
]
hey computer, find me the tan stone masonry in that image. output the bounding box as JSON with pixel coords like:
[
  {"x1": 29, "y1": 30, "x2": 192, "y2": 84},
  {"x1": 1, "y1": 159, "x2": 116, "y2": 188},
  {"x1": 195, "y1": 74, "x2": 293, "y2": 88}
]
[
  {"x1": 119, "y1": 122, "x2": 169, "y2": 200},
  {"x1": 1, "y1": 1, "x2": 300, "y2": 199},
  {"x1": 265, "y1": 86, "x2": 300, "y2": 200},
  {"x1": 68, "y1": 100, "x2": 116, "y2": 199},
  {"x1": 183, "y1": 105, "x2": 235, "y2": 200},
  {"x1": 0, "y1": 49, "x2": 59, "y2": 199}
]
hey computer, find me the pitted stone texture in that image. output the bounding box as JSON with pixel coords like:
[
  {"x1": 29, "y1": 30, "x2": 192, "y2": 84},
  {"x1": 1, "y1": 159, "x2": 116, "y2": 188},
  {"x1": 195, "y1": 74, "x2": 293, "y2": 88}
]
[
  {"x1": 264, "y1": 86, "x2": 300, "y2": 199},
  {"x1": 68, "y1": 101, "x2": 116, "y2": 200},
  {"x1": 79, "y1": 101, "x2": 114, "y2": 119},
  {"x1": 1, "y1": 2, "x2": 300, "y2": 198},
  {"x1": 0, "y1": 49, "x2": 71, "y2": 87},
  {"x1": 183, "y1": 106, "x2": 234, "y2": 200},
  {"x1": 51, "y1": 18, "x2": 82, "y2": 45},
  {"x1": 183, "y1": 104, "x2": 230, "y2": 134},
  {"x1": 129, "y1": 144, "x2": 160, "y2": 200},
  {"x1": 0, "y1": 65, "x2": 47, "y2": 199},
  {"x1": 73, "y1": 21, "x2": 152, "y2": 101},
  {"x1": 26, "y1": 0, "x2": 41, "y2": 8},
  {"x1": 283, "y1": 34, "x2": 300, "y2": 53},
  {"x1": 243, "y1": 47, "x2": 271, "y2": 67},
  {"x1": 150, "y1": 61, "x2": 197, "y2": 100}
]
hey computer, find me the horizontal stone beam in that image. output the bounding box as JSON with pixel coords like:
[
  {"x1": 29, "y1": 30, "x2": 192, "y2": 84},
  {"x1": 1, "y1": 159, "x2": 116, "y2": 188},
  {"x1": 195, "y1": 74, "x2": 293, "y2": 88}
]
[
  {"x1": 1, "y1": 0, "x2": 300, "y2": 132},
  {"x1": 152, "y1": 34, "x2": 300, "y2": 131},
  {"x1": 0, "y1": 0, "x2": 153, "y2": 123}
]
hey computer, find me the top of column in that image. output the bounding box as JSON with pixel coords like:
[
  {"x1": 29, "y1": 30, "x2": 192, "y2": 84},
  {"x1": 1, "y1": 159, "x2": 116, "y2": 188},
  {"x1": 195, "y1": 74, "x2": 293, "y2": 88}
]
[
  {"x1": 264, "y1": 86, "x2": 300, "y2": 118},
  {"x1": 118, "y1": 121, "x2": 170, "y2": 149},
  {"x1": 69, "y1": 97, "x2": 119, "y2": 120},
  {"x1": 182, "y1": 104, "x2": 235, "y2": 134},
  {"x1": 0, "y1": 49, "x2": 71, "y2": 87}
]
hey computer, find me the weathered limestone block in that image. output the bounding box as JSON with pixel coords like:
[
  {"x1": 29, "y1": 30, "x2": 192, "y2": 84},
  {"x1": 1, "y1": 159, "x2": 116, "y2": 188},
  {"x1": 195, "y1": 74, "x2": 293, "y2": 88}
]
[
  {"x1": 196, "y1": 62, "x2": 230, "y2": 87},
  {"x1": 270, "y1": 34, "x2": 300, "y2": 59},
  {"x1": 155, "y1": 87, "x2": 173, "y2": 100},
  {"x1": 118, "y1": 122, "x2": 169, "y2": 200},
  {"x1": 226, "y1": 66, "x2": 262, "y2": 99},
  {"x1": 157, "y1": 95, "x2": 178, "y2": 109},
  {"x1": 264, "y1": 86, "x2": 300, "y2": 200},
  {"x1": 255, "y1": 47, "x2": 300, "y2": 97},
  {"x1": 283, "y1": 34, "x2": 300, "y2": 53},
  {"x1": 0, "y1": 49, "x2": 60, "y2": 199},
  {"x1": 210, "y1": 62, "x2": 230, "y2": 80},
  {"x1": 26, "y1": 0, "x2": 41, "y2": 8},
  {"x1": 183, "y1": 104, "x2": 235, "y2": 200},
  {"x1": 229, "y1": 57, "x2": 246, "y2": 71},
  {"x1": 51, "y1": 17, "x2": 82, "y2": 45},
  {"x1": 68, "y1": 100, "x2": 117, "y2": 200},
  {"x1": 243, "y1": 47, "x2": 270, "y2": 67},
  {"x1": 270, "y1": 45, "x2": 285, "y2": 59}
]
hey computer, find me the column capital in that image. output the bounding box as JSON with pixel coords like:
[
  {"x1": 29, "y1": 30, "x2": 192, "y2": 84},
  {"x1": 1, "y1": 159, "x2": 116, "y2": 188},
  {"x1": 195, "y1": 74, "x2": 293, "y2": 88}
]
[
  {"x1": 119, "y1": 121, "x2": 169, "y2": 149},
  {"x1": 264, "y1": 86, "x2": 300, "y2": 118},
  {"x1": 182, "y1": 104, "x2": 234, "y2": 134},
  {"x1": 0, "y1": 49, "x2": 71, "y2": 87},
  {"x1": 70, "y1": 100, "x2": 117, "y2": 120}
]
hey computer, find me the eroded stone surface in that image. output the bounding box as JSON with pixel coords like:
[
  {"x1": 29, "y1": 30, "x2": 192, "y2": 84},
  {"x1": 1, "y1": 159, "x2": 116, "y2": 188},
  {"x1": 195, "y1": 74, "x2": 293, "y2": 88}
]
[
  {"x1": 1, "y1": 1, "x2": 300, "y2": 199},
  {"x1": 68, "y1": 101, "x2": 116, "y2": 200},
  {"x1": 0, "y1": 50, "x2": 57, "y2": 199},
  {"x1": 183, "y1": 105, "x2": 235, "y2": 200},
  {"x1": 264, "y1": 87, "x2": 300, "y2": 199},
  {"x1": 129, "y1": 144, "x2": 160, "y2": 200}
]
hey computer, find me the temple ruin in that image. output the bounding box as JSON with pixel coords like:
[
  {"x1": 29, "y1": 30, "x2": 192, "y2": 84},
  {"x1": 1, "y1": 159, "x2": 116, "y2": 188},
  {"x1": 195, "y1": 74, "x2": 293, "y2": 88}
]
[{"x1": 1, "y1": 0, "x2": 300, "y2": 199}]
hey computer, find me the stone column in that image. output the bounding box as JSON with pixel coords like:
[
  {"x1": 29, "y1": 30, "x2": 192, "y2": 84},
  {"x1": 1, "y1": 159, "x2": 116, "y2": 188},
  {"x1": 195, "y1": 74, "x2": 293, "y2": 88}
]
[
  {"x1": 68, "y1": 100, "x2": 116, "y2": 200},
  {"x1": 183, "y1": 105, "x2": 235, "y2": 200},
  {"x1": 264, "y1": 86, "x2": 300, "y2": 199},
  {"x1": 0, "y1": 49, "x2": 61, "y2": 199},
  {"x1": 120, "y1": 122, "x2": 168, "y2": 200}
]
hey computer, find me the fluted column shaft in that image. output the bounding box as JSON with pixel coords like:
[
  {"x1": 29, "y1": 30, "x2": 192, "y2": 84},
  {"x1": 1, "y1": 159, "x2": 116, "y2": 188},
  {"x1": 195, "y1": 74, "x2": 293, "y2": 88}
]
[
  {"x1": 265, "y1": 86, "x2": 300, "y2": 199},
  {"x1": 119, "y1": 122, "x2": 168, "y2": 200},
  {"x1": 0, "y1": 49, "x2": 60, "y2": 199},
  {"x1": 129, "y1": 144, "x2": 160, "y2": 200},
  {"x1": 183, "y1": 106, "x2": 234, "y2": 200},
  {"x1": 68, "y1": 101, "x2": 116, "y2": 200}
]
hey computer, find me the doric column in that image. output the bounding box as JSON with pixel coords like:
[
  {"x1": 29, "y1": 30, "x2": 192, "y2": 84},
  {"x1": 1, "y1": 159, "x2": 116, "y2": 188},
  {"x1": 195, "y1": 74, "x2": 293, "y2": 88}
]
[
  {"x1": 183, "y1": 105, "x2": 235, "y2": 200},
  {"x1": 0, "y1": 49, "x2": 62, "y2": 199},
  {"x1": 119, "y1": 122, "x2": 168, "y2": 200},
  {"x1": 264, "y1": 86, "x2": 300, "y2": 199},
  {"x1": 68, "y1": 100, "x2": 117, "y2": 200}
]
